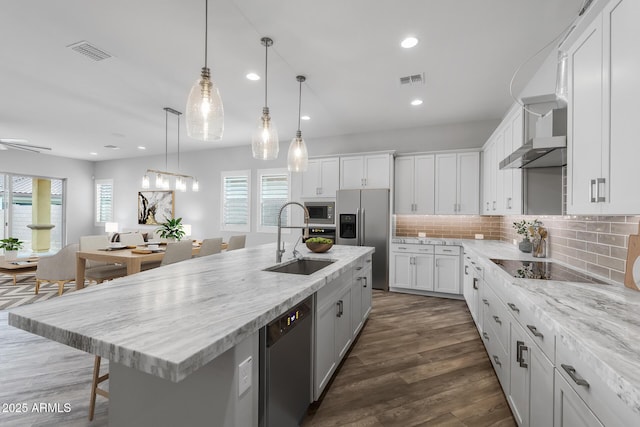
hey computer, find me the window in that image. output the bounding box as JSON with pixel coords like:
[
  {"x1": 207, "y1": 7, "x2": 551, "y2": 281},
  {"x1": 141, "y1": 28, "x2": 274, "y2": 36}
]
[
  {"x1": 257, "y1": 169, "x2": 290, "y2": 232},
  {"x1": 95, "y1": 179, "x2": 114, "y2": 225},
  {"x1": 221, "y1": 170, "x2": 251, "y2": 232}
]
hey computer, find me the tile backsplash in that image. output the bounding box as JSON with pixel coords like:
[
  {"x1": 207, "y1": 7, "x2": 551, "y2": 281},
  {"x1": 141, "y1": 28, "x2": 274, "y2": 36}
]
[{"x1": 394, "y1": 214, "x2": 640, "y2": 284}]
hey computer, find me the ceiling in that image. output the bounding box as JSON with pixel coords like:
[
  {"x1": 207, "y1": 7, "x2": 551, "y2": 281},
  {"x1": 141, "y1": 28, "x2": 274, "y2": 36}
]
[{"x1": 0, "y1": 0, "x2": 583, "y2": 161}]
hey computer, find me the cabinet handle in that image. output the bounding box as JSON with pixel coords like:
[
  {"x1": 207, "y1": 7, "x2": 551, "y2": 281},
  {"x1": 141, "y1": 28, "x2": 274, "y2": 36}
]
[
  {"x1": 442, "y1": 249, "x2": 453, "y2": 252},
  {"x1": 596, "y1": 177, "x2": 605, "y2": 202},
  {"x1": 318, "y1": 187, "x2": 323, "y2": 195},
  {"x1": 561, "y1": 364, "x2": 590, "y2": 388},
  {"x1": 507, "y1": 302, "x2": 520, "y2": 313},
  {"x1": 336, "y1": 301, "x2": 342, "y2": 317},
  {"x1": 363, "y1": 277, "x2": 368, "y2": 288},
  {"x1": 475, "y1": 266, "x2": 482, "y2": 272},
  {"x1": 493, "y1": 355, "x2": 502, "y2": 367},
  {"x1": 482, "y1": 298, "x2": 489, "y2": 306},
  {"x1": 589, "y1": 179, "x2": 596, "y2": 203},
  {"x1": 356, "y1": 266, "x2": 363, "y2": 271},
  {"x1": 486, "y1": 201, "x2": 490, "y2": 210},
  {"x1": 493, "y1": 315, "x2": 502, "y2": 325},
  {"x1": 526, "y1": 324, "x2": 544, "y2": 338},
  {"x1": 465, "y1": 265, "x2": 469, "y2": 275},
  {"x1": 507, "y1": 197, "x2": 512, "y2": 209},
  {"x1": 492, "y1": 201, "x2": 496, "y2": 210},
  {"x1": 398, "y1": 246, "x2": 408, "y2": 250},
  {"x1": 453, "y1": 203, "x2": 457, "y2": 212},
  {"x1": 473, "y1": 277, "x2": 479, "y2": 290},
  {"x1": 516, "y1": 341, "x2": 529, "y2": 368},
  {"x1": 482, "y1": 332, "x2": 490, "y2": 340}
]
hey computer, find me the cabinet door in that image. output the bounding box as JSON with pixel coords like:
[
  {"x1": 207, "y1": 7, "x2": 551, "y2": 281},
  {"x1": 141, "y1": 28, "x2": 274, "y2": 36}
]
[
  {"x1": 414, "y1": 155, "x2": 435, "y2": 214},
  {"x1": 351, "y1": 277, "x2": 363, "y2": 337},
  {"x1": 413, "y1": 253, "x2": 434, "y2": 291},
  {"x1": 509, "y1": 321, "x2": 530, "y2": 427},
  {"x1": 493, "y1": 133, "x2": 505, "y2": 214},
  {"x1": 434, "y1": 255, "x2": 460, "y2": 294},
  {"x1": 567, "y1": 18, "x2": 604, "y2": 214},
  {"x1": 301, "y1": 159, "x2": 321, "y2": 198},
  {"x1": 340, "y1": 157, "x2": 364, "y2": 189},
  {"x1": 391, "y1": 253, "x2": 413, "y2": 288},
  {"x1": 319, "y1": 158, "x2": 339, "y2": 197},
  {"x1": 315, "y1": 301, "x2": 337, "y2": 399},
  {"x1": 394, "y1": 157, "x2": 415, "y2": 214},
  {"x1": 457, "y1": 152, "x2": 480, "y2": 214},
  {"x1": 554, "y1": 372, "x2": 604, "y2": 427},
  {"x1": 363, "y1": 154, "x2": 390, "y2": 188},
  {"x1": 529, "y1": 341, "x2": 554, "y2": 427},
  {"x1": 507, "y1": 108, "x2": 523, "y2": 214},
  {"x1": 434, "y1": 153, "x2": 458, "y2": 214},
  {"x1": 604, "y1": 0, "x2": 640, "y2": 213},
  {"x1": 361, "y1": 267, "x2": 372, "y2": 319},
  {"x1": 335, "y1": 287, "x2": 352, "y2": 360},
  {"x1": 463, "y1": 259, "x2": 474, "y2": 309},
  {"x1": 482, "y1": 142, "x2": 495, "y2": 214}
]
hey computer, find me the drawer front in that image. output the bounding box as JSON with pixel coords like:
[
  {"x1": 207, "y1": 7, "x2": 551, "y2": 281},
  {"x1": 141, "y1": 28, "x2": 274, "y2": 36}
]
[
  {"x1": 482, "y1": 284, "x2": 509, "y2": 355},
  {"x1": 503, "y1": 295, "x2": 555, "y2": 362},
  {"x1": 435, "y1": 245, "x2": 460, "y2": 256},
  {"x1": 556, "y1": 334, "x2": 639, "y2": 427},
  {"x1": 486, "y1": 322, "x2": 509, "y2": 390},
  {"x1": 391, "y1": 244, "x2": 434, "y2": 254}
]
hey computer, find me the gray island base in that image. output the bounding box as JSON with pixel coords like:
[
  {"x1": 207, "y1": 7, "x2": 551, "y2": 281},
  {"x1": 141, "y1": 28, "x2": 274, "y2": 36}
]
[{"x1": 8, "y1": 243, "x2": 374, "y2": 426}]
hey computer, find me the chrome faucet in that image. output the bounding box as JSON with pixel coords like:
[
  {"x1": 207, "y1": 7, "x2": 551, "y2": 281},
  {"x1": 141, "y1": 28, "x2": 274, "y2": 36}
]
[{"x1": 276, "y1": 202, "x2": 310, "y2": 263}]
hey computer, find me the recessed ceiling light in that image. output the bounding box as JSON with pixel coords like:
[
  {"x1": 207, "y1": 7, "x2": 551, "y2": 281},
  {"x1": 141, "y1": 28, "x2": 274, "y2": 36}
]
[
  {"x1": 411, "y1": 99, "x2": 423, "y2": 106},
  {"x1": 137, "y1": 146, "x2": 146, "y2": 150},
  {"x1": 246, "y1": 73, "x2": 260, "y2": 81},
  {"x1": 89, "y1": 152, "x2": 98, "y2": 156},
  {"x1": 401, "y1": 37, "x2": 419, "y2": 49},
  {"x1": 301, "y1": 115, "x2": 311, "y2": 121}
]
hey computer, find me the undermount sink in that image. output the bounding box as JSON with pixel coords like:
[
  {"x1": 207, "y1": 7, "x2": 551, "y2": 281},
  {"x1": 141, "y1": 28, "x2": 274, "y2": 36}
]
[{"x1": 264, "y1": 258, "x2": 335, "y2": 275}]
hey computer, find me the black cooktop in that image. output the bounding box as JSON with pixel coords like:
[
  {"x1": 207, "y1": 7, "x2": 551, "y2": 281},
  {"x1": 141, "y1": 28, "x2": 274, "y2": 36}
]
[{"x1": 490, "y1": 259, "x2": 607, "y2": 284}]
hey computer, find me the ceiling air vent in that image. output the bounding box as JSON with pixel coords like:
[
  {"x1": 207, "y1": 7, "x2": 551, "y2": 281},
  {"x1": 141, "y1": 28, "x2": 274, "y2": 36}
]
[
  {"x1": 67, "y1": 41, "x2": 112, "y2": 61},
  {"x1": 399, "y1": 73, "x2": 425, "y2": 86},
  {"x1": 104, "y1": 145, "x2": 120, "y2": 150}
]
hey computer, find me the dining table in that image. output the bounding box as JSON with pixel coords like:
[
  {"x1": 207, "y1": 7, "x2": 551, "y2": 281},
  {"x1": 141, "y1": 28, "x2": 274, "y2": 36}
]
[{"x1": 75, "y1": 243, "x2": 213, "y2": 290}]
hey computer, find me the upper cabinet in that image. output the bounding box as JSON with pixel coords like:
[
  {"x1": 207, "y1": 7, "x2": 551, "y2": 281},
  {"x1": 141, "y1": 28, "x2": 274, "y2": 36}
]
[
  {"x1": 340, "y1": 153, "x2": 393, "y2": 189},
  {"x1": 435, "y1": 152, "x2": 480, "y2": 215},
  {"x1": 394, "y1": 155, "x2": 435, "y2": 214},
  {"x1": 482, "y1": 105, "x2": 523, "y2": 215},
  {"x1": 567, "y1": 0, "x2": 640, "y2": 214},
  {"x1": 301, "y1": 157, "x2": 340, "y2": 198}
]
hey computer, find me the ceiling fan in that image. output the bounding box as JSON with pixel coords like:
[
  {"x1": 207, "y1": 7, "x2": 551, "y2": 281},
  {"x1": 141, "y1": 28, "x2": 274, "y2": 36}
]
[{"x1": 0, "y1": 138, "x2": 52, "y2": 153}]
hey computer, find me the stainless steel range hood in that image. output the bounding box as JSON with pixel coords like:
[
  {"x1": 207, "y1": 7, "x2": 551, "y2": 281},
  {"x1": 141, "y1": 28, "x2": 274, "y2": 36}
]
[{"x1": 500, "y1": 95, "x2": 567, "y2": 169}]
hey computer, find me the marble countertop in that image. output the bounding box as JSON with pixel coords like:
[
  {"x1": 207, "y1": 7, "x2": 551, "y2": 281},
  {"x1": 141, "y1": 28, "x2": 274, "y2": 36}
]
[
  {"x1": 8, "y1": 244, "x2": 374, "y2": 382},
  {"x1": 462, "y1": 239, "x2": 640, "y2": 416}
]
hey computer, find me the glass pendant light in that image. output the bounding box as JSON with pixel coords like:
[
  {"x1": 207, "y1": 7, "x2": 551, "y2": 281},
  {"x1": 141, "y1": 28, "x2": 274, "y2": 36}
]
[
  {"x1": 288, "y1": 75, "x2": 308, "y2": 172},
  {"x1": 185, "y1": 0, "x2": 224, "y2": 141},
  {"x1": 251, "y1": 37, "x2": 279, "y2": 160},
  {"x1": 141, "y1": 174, "x2": 150, "y2": 189}
]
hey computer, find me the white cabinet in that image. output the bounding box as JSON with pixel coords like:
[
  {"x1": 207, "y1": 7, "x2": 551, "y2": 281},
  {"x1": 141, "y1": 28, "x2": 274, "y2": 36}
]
[
  {"x1": 567, "y1": 0, "x2": 640, "y2": 214},
  {"x1": 435, "y1": 152, "x2": 480, "y2": 214},
  {"x1": 389, "y1": 244, "x2": 434, "y2": 291},
  {"x1": 554, "y1": 373, "x2": 603, "y2": 427},
  {"x1": 352, "y1": 254, "x2": 372, "y2": 337},
  {"x1": 462, "y1": 253, "x2": 482, "y2": 326},
  {"x1": 340, "y1": 153, "x2": 392, "y2": 189},
  {"x1": 394, "y1": 155, "x2": 435, "y2": 214},
  {"x1": 335, "y1": 286, "x2": 352, "y2": 360},
  {"x1": 482, "y1": 141, "x2": 496, "y2": 214},
  {"x1": 301, "y1": 157, "x2": 339, "y2": 198},
  {"x1": 314, "y1": 296, "x2": 338, "y2": 397},
  {"x1": 508, "y1": 319, "x2": 554, "y2": 427},
  {"x1": 434, "y1": 246, "x2": 461, "y2": 295}
]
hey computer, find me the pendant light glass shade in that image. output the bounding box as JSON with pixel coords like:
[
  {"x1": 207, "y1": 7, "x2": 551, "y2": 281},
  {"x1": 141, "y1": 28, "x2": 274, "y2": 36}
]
[
  {"x1": 141, "y1": 174, "x2": 150, "y2": 189},
  {"x1": 252, "y1": 107, "x2": 279, "y2": 160},
  {"x1": 185, "y1": 0, "x2": 224, "y2": 141},
  {"x1": 288, "y1": 75, "x2": 308, "y2": 172},
  {"x1": 252, "y1": 37, "x2": 279, "y2": 160}
]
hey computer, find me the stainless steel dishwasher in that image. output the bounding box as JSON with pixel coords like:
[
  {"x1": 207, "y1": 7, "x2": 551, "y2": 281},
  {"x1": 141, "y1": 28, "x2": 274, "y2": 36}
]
[{"x1": 259, "y1": 296, "x2": 312, "y2": 427}]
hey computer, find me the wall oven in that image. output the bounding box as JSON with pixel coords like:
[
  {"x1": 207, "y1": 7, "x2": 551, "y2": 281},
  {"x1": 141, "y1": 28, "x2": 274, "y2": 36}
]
[{"x1": 303, "y1": 201, "x2": 335, "y2": 225}]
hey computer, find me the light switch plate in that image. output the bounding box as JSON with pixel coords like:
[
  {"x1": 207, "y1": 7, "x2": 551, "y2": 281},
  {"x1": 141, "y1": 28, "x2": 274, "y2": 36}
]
[{"x1": 238, "y1": 356, "x2": 252, "y2": 396}]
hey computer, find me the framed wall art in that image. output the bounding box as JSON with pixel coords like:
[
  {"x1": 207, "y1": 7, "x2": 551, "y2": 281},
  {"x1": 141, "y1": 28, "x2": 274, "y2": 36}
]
[{"x1": 138, "y1": 191, "x2": 175, "y2": 225}]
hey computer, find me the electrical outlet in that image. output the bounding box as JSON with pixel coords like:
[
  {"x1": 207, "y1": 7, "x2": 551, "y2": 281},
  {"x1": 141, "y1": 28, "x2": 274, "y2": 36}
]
[
  {"x1": 513, "y1": 239, "x2": 518, "y2": 245},
  {"x1": 475, "y1": 234, "x2": 484, "y2": 240},
  {"x1": 238, "y1": 356, "x2": 252, "y2": 396}
]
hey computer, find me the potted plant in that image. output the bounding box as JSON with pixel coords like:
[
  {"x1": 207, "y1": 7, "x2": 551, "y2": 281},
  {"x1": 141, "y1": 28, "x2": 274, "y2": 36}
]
[
  {"x1": 512, "y1": 219, "x2": 541, "y2": 253},
  {"x1": 0, "y1": 237, "x2": 24, "y2": 261},
  {"x1": 156, "y1": 217, "x2": 185, "y2": 241}
]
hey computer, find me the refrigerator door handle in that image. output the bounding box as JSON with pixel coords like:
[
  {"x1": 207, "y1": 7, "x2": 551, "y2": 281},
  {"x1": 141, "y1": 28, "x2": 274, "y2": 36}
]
[
  {"x1": 355, "y1": 207, "x2": 361, "y2": 246},
  {"x1": 361, "y1": 209, "x2": 365, "y2": 246}
]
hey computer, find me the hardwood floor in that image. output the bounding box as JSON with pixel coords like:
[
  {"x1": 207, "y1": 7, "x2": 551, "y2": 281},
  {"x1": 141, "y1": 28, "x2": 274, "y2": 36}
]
[{"x1": 302, "y1": 291, "x2": 516, "y2": 427}]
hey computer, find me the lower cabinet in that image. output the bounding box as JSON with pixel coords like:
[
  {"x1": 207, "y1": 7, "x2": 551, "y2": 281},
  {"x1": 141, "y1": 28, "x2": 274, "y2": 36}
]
[
  {"x1": 314, "y1": 254, "x2": 373, "y2": 400},
  {"x1": 434, "y1": 246, "x2": 461, "y2": 294},
  {"x1": 554, "y1": 373, "x2": 603, "y2": 427},
  {"x1": 462, "y1": 253, "x2": 482, "y2": 326}
]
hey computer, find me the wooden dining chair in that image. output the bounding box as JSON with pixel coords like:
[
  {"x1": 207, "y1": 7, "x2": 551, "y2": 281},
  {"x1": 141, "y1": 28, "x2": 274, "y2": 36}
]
[
  {"x1": 118, "y1": 233, "x2": 145, "y2": 246},
  {"x1": 227, "y1": 235, "x2": 246, "y2": 251},
  {"x1": 34, "y1": 243, "x2": 78, "y2": 296},
  {"x1": 160, "y1": 240, "x2": 194, "y2": 266},
  {"x1": 197, "y1": 238, "x2": 223, "y2": 257},
  {"x1": 89, "y1": 355, "x2": 109, "y2": 421}
]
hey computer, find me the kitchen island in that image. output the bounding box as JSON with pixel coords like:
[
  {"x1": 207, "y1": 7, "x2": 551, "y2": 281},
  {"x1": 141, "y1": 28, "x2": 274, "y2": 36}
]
[{"x1": 8, "y1": 243, "x2": 374, "y2": 426}]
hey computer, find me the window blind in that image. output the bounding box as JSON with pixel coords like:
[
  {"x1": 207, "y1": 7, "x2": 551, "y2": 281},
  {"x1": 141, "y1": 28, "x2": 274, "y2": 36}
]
[
  {"x1": 260, "y1": 173, "x2": 288, "y2": 227},
  {"x1": 95, "y1": 181, "x2": 113, "y2": 223},
  {"x1": 223, "y1": 175, "x2": 249, "y2": 227}
]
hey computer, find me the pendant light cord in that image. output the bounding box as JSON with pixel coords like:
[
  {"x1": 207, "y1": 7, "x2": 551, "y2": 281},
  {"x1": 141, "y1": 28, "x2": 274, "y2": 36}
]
[
  {"x1": 297, "y1": 79, "x2": 302, "y2": 132},
  {"x1": 164, "y1": 108, "x2": 168, "y2": 170},
  {"x1": 264, "y1": 41, "x2": 268, "y2": 108},
  {"x1": 204, "y1": 0, "x2": 208, "y2": 68},
  {"x1": 177, "y1": 112, "x2": 180, "y2": 171}
]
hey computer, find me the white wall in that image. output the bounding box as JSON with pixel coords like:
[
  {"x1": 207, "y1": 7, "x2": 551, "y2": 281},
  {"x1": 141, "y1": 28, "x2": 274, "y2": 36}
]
[
  {"x1": 0, "y1": 150, "x2": 95, "y2": 246},
  {"x1": 92, "y1": 119, "x2": 498, "y2": 248}
]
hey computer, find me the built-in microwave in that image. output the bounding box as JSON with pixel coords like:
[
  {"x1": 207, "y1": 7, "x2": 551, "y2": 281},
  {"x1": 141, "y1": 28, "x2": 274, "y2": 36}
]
[{"x1": 303, "y1": 201, "x2": 335, "y2": 225}]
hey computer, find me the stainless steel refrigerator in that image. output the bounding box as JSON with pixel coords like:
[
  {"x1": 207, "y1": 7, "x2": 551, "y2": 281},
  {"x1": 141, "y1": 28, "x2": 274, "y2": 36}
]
[{"x1": 336, "y1": 189, "x2": 389, "y2": 290}]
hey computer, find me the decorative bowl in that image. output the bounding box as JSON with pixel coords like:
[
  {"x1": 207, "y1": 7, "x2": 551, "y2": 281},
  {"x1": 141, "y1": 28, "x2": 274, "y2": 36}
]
[{"x1": 306, "y1": 241, "x2": 333, "y2": 253}]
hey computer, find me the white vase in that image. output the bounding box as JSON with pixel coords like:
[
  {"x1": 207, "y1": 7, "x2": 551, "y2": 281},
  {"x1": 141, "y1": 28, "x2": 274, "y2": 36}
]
[{"x1": 4, "y1": 250, "x2": 18, "y2": 261}]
